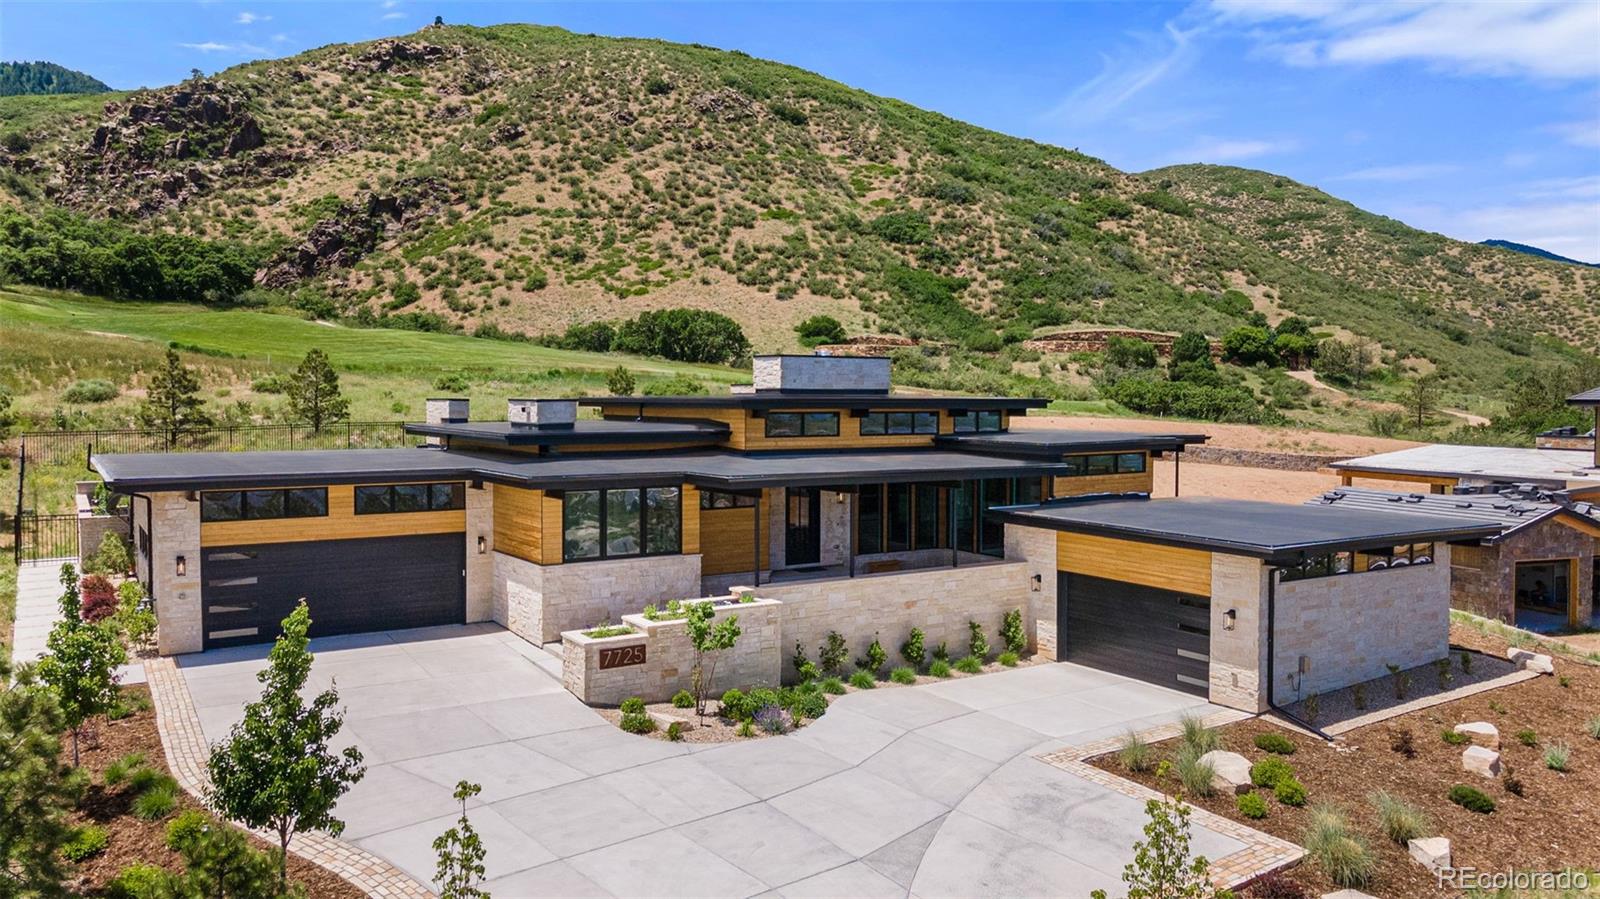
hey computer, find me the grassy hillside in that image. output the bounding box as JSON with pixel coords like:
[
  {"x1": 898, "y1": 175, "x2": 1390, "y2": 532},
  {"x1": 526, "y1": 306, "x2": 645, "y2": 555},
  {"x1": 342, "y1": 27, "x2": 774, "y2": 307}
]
[{"x1": 0, "y1": 22, "x2": 1594, "y2": 431}]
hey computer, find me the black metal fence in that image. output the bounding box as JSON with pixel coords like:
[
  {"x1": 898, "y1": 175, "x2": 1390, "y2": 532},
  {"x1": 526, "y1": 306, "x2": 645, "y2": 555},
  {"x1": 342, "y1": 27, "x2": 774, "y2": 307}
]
[
  {"x1": 14, "y1": 512, "x2": 78, "y2": 563},
  {"x1": 19, "y1": 420, "x2": 410, "y2": 468}
]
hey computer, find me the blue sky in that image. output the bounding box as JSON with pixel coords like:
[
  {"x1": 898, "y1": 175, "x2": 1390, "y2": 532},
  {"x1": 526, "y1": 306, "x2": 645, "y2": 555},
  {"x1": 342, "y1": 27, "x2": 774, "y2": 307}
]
[{"x1": 5, "y1": 0, "x2": 1599, "y2": 260}]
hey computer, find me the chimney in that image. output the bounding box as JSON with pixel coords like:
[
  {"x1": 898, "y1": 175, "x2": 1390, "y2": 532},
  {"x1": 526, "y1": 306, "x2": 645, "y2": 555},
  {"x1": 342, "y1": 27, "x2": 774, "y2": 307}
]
[
  {"x1": 423, "y1": 397, "x2": 469, "y2": 446},
  {"x1": 751, "y1": 354, "x2": 890, "y2": 393},
  {"x1": 508, "y1": 398, "x2": 577, "y2": 428}
]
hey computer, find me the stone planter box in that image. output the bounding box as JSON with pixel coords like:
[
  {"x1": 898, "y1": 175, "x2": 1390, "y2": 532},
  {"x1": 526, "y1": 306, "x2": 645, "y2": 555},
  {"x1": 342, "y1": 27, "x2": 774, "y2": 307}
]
[{"x1": 76, "y1": 480, "x2": 131, "y2": 569}]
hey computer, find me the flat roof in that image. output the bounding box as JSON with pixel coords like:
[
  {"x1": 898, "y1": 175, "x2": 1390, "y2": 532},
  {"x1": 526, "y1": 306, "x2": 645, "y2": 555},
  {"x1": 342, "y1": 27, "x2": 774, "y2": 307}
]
[
  {"x1": 935, "y1": 428, "x2": 1207, "y2": 456},
  {"x1": 403, "y1": 418, "x2": 728, "y2": 447},
  {"x1": 993, "y1": 495, "x2": 1503, "y2": 561},
  {"x1": 1332, "y1": 444, "x2": 1600, "y2": 486},
  {"x1": 585, "y1": 395, "x2": 1046, "y2": 411},
  {"x1": 1568, "y1": 387, "x2": 1600, "y2": 406},
  {"x1": 93, "y1": 447, "x2": 1081, "y2": 493},
  {"x1": 1304, "y1": 487, "x2": 1600, "y2": 542}
]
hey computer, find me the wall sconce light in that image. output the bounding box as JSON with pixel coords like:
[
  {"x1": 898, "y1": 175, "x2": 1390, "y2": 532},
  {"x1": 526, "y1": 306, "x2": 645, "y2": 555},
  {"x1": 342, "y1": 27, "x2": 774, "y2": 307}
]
[
  {"x1": 1223, "y1": 608, "x2": 1236, "y2": 630},
  {"x1": 477, "y1": 535, "x2": 487, "y2": 554},
  {"x1": 175, "y1": 555, "x2": 187, "y2": 577},
  {"x1": 1030, "y1": 573, "x2": 1042, "y2": 592}
]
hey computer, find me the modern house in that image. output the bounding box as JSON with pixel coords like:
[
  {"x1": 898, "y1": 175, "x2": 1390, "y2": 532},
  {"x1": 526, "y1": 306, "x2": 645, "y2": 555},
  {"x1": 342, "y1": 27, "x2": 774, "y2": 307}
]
[
  {"x1": 93, "y1": 355, "x2": 1500, "y2": 714},
  {"x1": 1305, "y1": 486, "x2": 1600, "y2": 633}
]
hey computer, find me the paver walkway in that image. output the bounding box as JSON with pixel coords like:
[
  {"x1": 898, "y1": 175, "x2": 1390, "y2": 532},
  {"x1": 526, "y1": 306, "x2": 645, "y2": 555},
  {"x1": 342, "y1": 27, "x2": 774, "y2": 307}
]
[
  {"x1": 171, "y1": 624, "x2": 1247, "y2": 897},
  {"x1": 11, "y1": 560, "x2": 65, "y2": 664}
]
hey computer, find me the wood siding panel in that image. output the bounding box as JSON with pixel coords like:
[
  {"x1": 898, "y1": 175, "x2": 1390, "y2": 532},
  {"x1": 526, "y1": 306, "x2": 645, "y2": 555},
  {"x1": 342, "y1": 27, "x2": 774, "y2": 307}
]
[
  {"x1": 540, "y1": 493, "x2": 564, "y2": 565},
  {"x1": 701, "y1": 507, "x2": 768, "y2": 575},
  {"x1": 493, "y1": 486, "x2": 545, "y2": 564},
  {"x1": 1056, "y1": 531, "x2": 1212, "y2": 595},
  {"x1": 599, "y1": 405, "x2": 1011, "y2": 452},
  {"x1": 200, "y1": 484, "x2": 465, "y2": 547},
  {"x1": 1052, "y1": 471, "x2": 1153, "y2": 497},
  {"x1": 682, "y1": 485, "x2": 701, "y2": 554}
]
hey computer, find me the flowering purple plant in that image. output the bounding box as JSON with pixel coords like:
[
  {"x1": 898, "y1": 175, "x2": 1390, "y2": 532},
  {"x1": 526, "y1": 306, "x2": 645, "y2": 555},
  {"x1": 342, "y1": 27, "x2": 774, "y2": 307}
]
[{"x1": 754, "y1": 704, "x2": 794, "y2": 735}]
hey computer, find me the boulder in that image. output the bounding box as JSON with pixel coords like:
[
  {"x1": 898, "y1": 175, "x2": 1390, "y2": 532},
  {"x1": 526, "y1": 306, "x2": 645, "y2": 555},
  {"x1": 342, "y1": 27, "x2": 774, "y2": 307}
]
[
  {"x1": 1198, "y1": 750, "x2": 1253, "y2": 794},
  {"x1": 1408, "y1": 836, "x2": 1451, "y2": 872},
  {"x1": 1507, "y1": 648, "x2": 1554, "y2": 675},
  {"x1": 1322, "y1": 891, "x2": 1379, "y2": 899},
  {"x1": 1454, "y1": 721, "x2": 1500, "y2": 749},
  {"x1": 648, "y1": 710, "x2": 695, "y2": 731},
  {"x1": 1462, "y1": 745, "x2": 1501, "y2": 778}
]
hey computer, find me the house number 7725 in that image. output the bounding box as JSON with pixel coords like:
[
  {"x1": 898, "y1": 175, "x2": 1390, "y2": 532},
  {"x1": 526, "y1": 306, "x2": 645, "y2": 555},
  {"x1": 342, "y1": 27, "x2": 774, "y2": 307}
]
[{"x1": 599, "y1": 645, "x2": 646, "y2": 669}]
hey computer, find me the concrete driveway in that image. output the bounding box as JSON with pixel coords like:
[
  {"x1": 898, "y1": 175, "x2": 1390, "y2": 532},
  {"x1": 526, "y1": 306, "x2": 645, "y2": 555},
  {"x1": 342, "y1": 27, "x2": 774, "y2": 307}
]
[{"x1": 178, "y1": 624, "x2": 1242, "y2": 897}]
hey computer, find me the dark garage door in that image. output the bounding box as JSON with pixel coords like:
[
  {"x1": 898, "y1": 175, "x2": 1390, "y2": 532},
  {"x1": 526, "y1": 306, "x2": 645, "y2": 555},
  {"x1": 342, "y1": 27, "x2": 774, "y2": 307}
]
[
  {"x1": 202, "y1": 532, "x2": 465, "y2": 649},
  {"x1": 1058, "y1": 572, "x2": 1210, "y2": 697}
]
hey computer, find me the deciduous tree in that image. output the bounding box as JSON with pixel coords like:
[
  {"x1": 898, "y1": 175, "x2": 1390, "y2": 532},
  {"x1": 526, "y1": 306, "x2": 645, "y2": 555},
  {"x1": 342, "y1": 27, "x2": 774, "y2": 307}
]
[
  {"x1": 685, "y1": 600, "x2": 741, "y2": 721},
  {"x1": 207, "y1": 602, "x2": 365, "y2": 893},
  {"x1": 433, "y1": 781, "x2": 489, "y2": 899},
  {"x1": 35, "y1": 563, "x2": 126, "y2": 766}
]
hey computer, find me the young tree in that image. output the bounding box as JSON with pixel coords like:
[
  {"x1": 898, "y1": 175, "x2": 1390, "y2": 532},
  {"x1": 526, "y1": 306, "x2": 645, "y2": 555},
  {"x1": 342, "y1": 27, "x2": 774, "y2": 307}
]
[
  {"x1": 35, "y1": 563, "x2": 126, "y2": 766},
  {"x1": 1, "y1": 655, "x2": 85, "y2": 895},
  {"x1": 1169, "y1": 332, "x2": 1213, "y2": 369},
  {"x1": 606, "y1": 365, "x2": 637, "y2": 396},
  {"x1": 685, "y1": 600, "x2": 741, "y2": 721},
  {"x1": 1404, "y1": 374, "x2": 1439, "y2": 428},
  {"x1": 1091, "y1": 796, "x2": 1225, "y2": 899},
  {"x1": 286, "y1": 348, "x2": 350, "y2": 432},
  {"x1": 207, "y1": 601, "x2": 365, "y2": 893},
  {"x1": 433, "y1": 781, "x2": 489, "y2": 899},
  {"x1": 794, "y1": 314, "x2": 846, "y2": 348},
  {"x1": 1220, "y1": 326, "x2": 1276, "y2": 366},
  {"x1": 137, "y1": 348, "x2": 213, "y2": 447}
]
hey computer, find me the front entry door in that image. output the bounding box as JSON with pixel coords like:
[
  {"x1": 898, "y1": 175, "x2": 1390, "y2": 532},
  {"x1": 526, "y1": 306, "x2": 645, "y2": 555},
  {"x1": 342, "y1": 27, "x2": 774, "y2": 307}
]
[{"x1": 785, "y1": 487, "x2": 822, "y2": 566}]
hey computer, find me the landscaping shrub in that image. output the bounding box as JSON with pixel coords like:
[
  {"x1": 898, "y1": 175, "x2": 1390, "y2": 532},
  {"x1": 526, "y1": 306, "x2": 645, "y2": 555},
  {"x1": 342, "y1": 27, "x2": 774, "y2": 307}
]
[
  {"x1": 1544, "y1": 741, "x2": 1571, "y2": 771},
  {"x1": 1586, "y1": 714, "x2": 1600, "y2": 740},
  {"x1": 848, "y1": 671, "x2": 876, "y2": 689},
  {"x1": 619, "y1": 696, "x2": 655, "y2": 734},
  {"x1": 85, "y1": 533, "x2": 134, "y2": 576},
  {"x1": 1440, "y1": 728, "x2": 1469, "y2": 746},
  {"x1": 890, "y1": 666, "x2": 917, "y2": 685},
  {"x1": 133, "y1": 781, "x2": 179, "y2": 821},
  {"x1": 931, "y1": 640, "x2": 950, "y2": 663},
  {"x1": 620, "y1": 697, "x2": 645, "y2": 714},
  {"x1": 1502, "y1": 762, "x2": 1524, "y2": 797},
  {"x1": 792, "y1": 641, "x2": 819, "y2": 682},
  {"x1": 1179, "y1": 715, "x2": 1219, "y2": 755},
  {"x1": 820, "y1": 677, "x2": 845, "y2": 695},
  {"x1": 104, "y1": 751, "x2": 147, "y2": 787},
  {"x1": 80, "y1": 575, "x2": 117, "y2": 622},
  {"x1": 126, "y1": 766, "x2": 168, "y2": 794},
  {"x1": 737, "y1": 719, "x2": 755, "y2": 738},
  {"x1": 666, "y1": 722, "x2": 685, "y2": 742},
  {"x1": 165, "y1": 809, "x2": 209, "y2": 851},
  {"x1": 115, "y1": 580, "x2": 156, "y2": 649},
  {"x1": 1274, "y1": 777, "x2": 1308, "y2": 807},
  {"x1": 899, "y1": 628, "x2": 926, "y2": 669},
  {"x1": 819, "y1": 631, "x2": 848, "y2": 675},
  {"x1": 755, "y1": 705, "x2": 794, "y2": 735},
  {"x1": 998, "y1": 651, "x2": 1019, "y2": 667},
  {"x1": 1254, "y1": 732, "x2": 1296, "y2": 755},
  {"x1": 1516, "y1": 728, "x2": 1538, "y2": 747},
  {"x1": 63, "y1": 378, "x2": 119, "y2": 403},
  {"x1": 783, "y1": 684, "x2": 828, "y2": 720},
  {"x1": 108, "y1": 863, "x2": 168, "y2": 899},
  {"x1": 1237, "y1": 792, "x2": 1268, "y2": 820},
  {"x1": 954, "y1": 655, "x2": 982, "y2": 674},
  {"x1": 62, "y1": 825, "x2": 109, "y2": 861},
  {"x1": 671, "y1": 689, "x2": 694, "y2": 709},
  {"x1": 1390, "y1": 728, "x2": 1416, "y2": 758},
  {"x1": 860, "y1": 637, "x2": 887, "y2": 673},
  {"x1": 967, "y1": 620, "x2": 989, "y2": 660},
  {"x1": 929, "y1": 659, "x2": 952, "y2": 678},
  {"x1": 1303, "y1": 805, "x2": 1374, "y2": 888},
  {"x1": 1117, "y1": 730, "x2": 1151, "y2": 773},
  {"x1": 1245, "y1": 871, "x2": 1307, "y2": 899},
  {"x1": 1250, "y1": 757, "x2": 1294, "y2": 788},
  {"x1": 1368, "y1": 790, "x2": 1429, "y2": 844},
  {"x1": 1448, "y1": 784, "x2": 1495, "y2": 814},
  {"x1": 1173, "y1": 745, "x2": 1215, "y2": 798},
  {"x1": 1000, "y1": 608, "x2": 1026, "y2": 655},
  {"x1": 718, "y1": 688, "x2": 750, "y2": 720}
]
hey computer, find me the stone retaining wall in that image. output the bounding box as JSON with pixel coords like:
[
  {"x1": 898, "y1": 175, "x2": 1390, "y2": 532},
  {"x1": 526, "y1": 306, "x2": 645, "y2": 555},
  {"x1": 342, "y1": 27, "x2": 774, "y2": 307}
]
[
  {"x1": 1183, "y1": 445, "x2": 1348, "y2": 473},
  {"x1": 493, "y1": 550, "x2": 703, "y2": 644}
]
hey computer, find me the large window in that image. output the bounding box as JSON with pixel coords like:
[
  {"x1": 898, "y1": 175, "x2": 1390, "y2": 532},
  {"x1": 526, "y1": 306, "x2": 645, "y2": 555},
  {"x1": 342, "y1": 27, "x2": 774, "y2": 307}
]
[
  {"x1": 201, "y1": 488, "x2": 328, "y2": 522},
  {"x1": 856, "y1": 482, "x2": 947, "y2": 555},
  {"x1": 700, "y1": 490, "x2": 756, "y2": 509},
  {"x1": 859, "y1": 411, "x2": 939, "y2": 436},
  {"x1": 1280, "y1": 543, "x2": 1434, "y2": 583},
  {"x1": 950, "y1": 410, "x2": 1004, "y2": 433},
  {"x1": 1061, "y1": 453, "x2": 1146, "y2": 476},
  {"x1": 354, "y1": 482, "x2": 465, "y2": 515},
  {"x1": 950, "y1": 478, "x2": 1044, "y2": 557},
  {"x1": 563, "y1": 487, "x2": 681, "y2": 562},
  {"x1": 765, "y1": 412, "x2": 839, "y2": 438},
  {"x1": 858, "y1": 484, "x2": 884, "y2": 554}
]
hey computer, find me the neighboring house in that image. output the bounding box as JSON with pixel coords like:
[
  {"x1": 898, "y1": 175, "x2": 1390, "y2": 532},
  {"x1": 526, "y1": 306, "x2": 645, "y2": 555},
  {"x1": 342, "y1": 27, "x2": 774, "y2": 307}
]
[
  {"x1": 93, "y1": 355, "x2": 1498, "y2": 715},
  {"x1": 1305, "y1": 487, "x2": 1600, "y2": 634}
]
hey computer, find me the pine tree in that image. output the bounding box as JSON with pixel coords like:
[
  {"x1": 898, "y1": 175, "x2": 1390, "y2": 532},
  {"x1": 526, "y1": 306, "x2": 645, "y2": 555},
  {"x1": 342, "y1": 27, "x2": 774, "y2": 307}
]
[
  {"x1": 287, "y1": 348, "x2": 350, "y2": 432},
  {"x1": 137, "y1": 348, "x2": 213, "y2": 447},
  {"x1": 207, "y1": 602, "x2": 365, "y2": 893},
  {"x1": 35, "y1": 563, "x2": 126, "y2": 766},
  {"x1": 433, "y1": 781, "x2": 489, "y2": 899},
  {"x1": 1, "y1": 653, "x2": 85, "y2": 894}
]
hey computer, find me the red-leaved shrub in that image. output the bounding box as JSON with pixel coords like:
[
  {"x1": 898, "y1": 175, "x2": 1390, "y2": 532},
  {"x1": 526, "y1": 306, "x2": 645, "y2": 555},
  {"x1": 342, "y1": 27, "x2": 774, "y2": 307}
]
[{"x1": 81, "y1": 575, "x2": 117, "y2": 622}]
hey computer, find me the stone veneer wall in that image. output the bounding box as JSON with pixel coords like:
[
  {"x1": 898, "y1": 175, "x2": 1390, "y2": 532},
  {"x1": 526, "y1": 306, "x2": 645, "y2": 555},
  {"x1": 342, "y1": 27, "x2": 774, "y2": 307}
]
[
  {"x1": 492, "y1": 551, "x2": 703, "y2": 645},
  {"x1": 464, "y1": 484, "x2": 494, "y2": 623},
  {"x1": 150, "y1": 491, "x2": 203, "y2": 655},
  {"x1": 1272, "y1": 545, "x2": 1452, "y2": 703},
  {"x1": 1450, "y1": 517, "x2": 1595, "y2": 626},
  {"x1": 564, "y1": 598, "x2": 783, "y2": 705},
  {"x1": 1004, "y1": 524, "x2": 1059, "y2": 660},
  {"x1": 1207, "y1": 555, "x2": 1269, "y2": 712}
]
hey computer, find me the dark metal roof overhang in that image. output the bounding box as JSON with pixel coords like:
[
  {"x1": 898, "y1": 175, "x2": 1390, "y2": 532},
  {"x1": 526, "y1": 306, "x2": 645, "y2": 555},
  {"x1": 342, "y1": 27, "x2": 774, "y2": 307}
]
[
  {"x1": 403, "y1": 418, "x2": 729, "y2": 448},
  {"x1": 1566, "y1": 387, "x2": 1600, "y2": 406},
  {"x1": 991, "y1": 494, "x2": 1504, "y2": 564},
  {"x1": 583, "y1": 394, "x2": 1047, "y2": 412},
  {"x1": 679, "y1": 450, "x2": 1077, "y2": 490},
  {"x1": 935, "y1": 429, "x2": 1208, "y2": 459}
]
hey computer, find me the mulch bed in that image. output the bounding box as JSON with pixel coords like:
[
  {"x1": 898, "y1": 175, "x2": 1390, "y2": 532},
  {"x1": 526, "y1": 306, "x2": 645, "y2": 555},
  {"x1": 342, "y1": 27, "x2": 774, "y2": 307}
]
[
  {"x1": 62, "y1": 685, "x2": 364, "y2": 899},
  {"x1": 1089, "y1": 625, "x2": 1600, "y2": 899}
]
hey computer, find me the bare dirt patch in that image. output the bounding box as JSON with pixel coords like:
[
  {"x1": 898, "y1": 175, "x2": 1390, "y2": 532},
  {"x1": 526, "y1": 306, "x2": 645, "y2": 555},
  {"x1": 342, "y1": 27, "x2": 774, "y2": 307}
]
[
  {"x1": 1018, "y1": 414, "x2": 1421, "y2": 457},
  {"x1": 1149, "y1": 459, "x2": 1438, "y2": 504}
]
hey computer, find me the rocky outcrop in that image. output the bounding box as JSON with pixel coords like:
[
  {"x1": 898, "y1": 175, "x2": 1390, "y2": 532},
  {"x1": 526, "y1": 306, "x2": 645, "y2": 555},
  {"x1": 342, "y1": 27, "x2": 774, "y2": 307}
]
[
  {"x1": 254, "y1": 177, "x2": 453, "y2": 288},
  {"x1": 348, "y1": 40, "x2": 461, "y2": 73},
  {"x1": 691, "y1": 88, "x2": 756, "y2": 121}
]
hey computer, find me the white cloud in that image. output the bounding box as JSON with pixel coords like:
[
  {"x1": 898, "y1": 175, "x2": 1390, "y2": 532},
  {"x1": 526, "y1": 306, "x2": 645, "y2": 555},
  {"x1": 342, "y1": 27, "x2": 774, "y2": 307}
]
[
  {"x1": 1208, "y1": 0, "x2": 1600, "y2": 81},
  {"x1": 1519, "y1": 174, "x2": 1600, "y2": 200},
  {"x1": 1454, "y1": 201, "x2": 1600, "y2": 262},
  {"x1": 381, "y1": 11, "x2": 406, "y2": 19},
  {"x1": 1547, "y1": 118, "x2": 1600, "y2": 148},
  {"x1": 1167, "y1": 136, "x2": 1299, "y2": 164},
  {"x1": 381, "y1": 0, "x2": 401, "y2": 7},
  {"x1": 235, "y1": 11, "x2": 269, "y2": 25},
  {"x1": 271, "y1": 33, "x2": 290, "y2": 43},
  {"x1": 1334, "y1": 163, "x2": 1462, "y2": 182},
  {"x1": 1045, "y1": 21, "x2": 1199, "y2": 126},
  {"x1": 180, "y1": 40, "x2": 265, "y2": 54}
]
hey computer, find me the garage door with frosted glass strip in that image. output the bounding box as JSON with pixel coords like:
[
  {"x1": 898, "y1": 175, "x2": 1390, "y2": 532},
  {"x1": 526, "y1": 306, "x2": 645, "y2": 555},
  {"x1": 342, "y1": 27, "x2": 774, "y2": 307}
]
[
  {"x1": 201, "y1": 532, "x2": 465, "y2": 649},
  {"x1": 1058, "y1": 572, "x2": 1210, "y2": 696}
]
